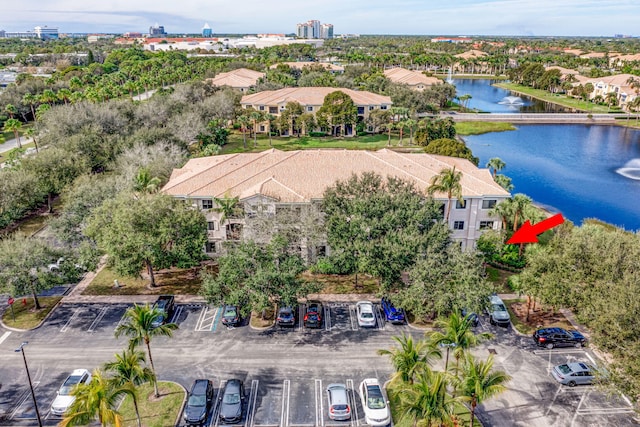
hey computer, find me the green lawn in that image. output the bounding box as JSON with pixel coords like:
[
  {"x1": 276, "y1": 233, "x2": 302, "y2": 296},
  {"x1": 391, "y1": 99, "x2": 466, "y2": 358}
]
[
  {"x1": 2, "y1": 296, "x2": 62, "y2": 329},
  {"x1": 493, "y1": 83, "x2": 624, "y2": 113},
  {"x1": 485, "y1": 266, "x2": 515, "y2": 293},
  {"x1": 221, "y1": 133, "x2": 419, "y2": 154},
  {"x1": 455, "y1": 122, "x2": 516, "y2": 135},
  {"x1": 0, "y1": 141, "x2": 35, "y2": 163},
  {"x1": 119, "y1": 381, "x2": 185, "y2": 427},
  {"x1": 83, "y1": 265, "x2": 210, "y2": 296}
]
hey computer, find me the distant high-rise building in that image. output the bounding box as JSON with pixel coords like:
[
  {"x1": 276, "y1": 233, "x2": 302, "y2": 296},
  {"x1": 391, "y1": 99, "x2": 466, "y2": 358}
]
[
  {"x1": 34, "y1": 26, "x2": 59, "y2": 39},
  {"x1": 149, "y1": 23, "x2": 166, "y2": 37},
  {"x1": 320, "y1": 24, "x2": 334, "y2": 39},
  {"x1": 202, "y1": 23, "x2": 213, "y2": 37},
  {"x1": 296, "y1": 20, "x2": 333, "y2": 39}
]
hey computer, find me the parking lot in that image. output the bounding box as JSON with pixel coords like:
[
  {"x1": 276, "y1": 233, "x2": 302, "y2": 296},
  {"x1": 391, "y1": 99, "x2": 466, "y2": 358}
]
[{"x1": 0, "y1": 301, "x2": 638, "y2": 426}]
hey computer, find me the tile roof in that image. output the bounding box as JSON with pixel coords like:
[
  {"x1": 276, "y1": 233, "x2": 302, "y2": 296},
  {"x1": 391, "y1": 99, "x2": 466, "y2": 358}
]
[
  {"x1": 383, "y1": 68, "x2": 442, "y2": 87},
  {"x1": 206, "y1": 68, "x2": 265, "y2": 89},
  {"x1": 162, "y1": 149, "x2": 510, "y2": 202},
  {"x1": 240, "y1": 87, "x2": 392, "y2": 107},
  {"x1": 455, "y1": 50, "x2": 489, "y2": 59}
]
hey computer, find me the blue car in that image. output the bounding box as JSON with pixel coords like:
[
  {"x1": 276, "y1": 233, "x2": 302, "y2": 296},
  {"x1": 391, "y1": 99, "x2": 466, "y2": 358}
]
[{"x1": 380, "y1": 297, "x2": 405, "y2": 324}]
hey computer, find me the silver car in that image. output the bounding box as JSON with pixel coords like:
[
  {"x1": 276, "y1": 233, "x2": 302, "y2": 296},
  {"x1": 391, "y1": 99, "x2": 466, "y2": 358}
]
[
  {"x1": 487, "y1": 294, "x2": 510, "y2": 327},
  {"x1": 552, "y1": 362, "x2": 596, "y2": 386},
  {"x1": 356, "y1": 301, "x2": 376, "y2": 328},
  {"x1": 326, "y1": 383, "x2": 351, "y2": 421}
]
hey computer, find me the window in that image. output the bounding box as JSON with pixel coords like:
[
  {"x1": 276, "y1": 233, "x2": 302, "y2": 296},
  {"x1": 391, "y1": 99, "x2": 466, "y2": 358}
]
[
  {"x1": 202, "y1": 199, "x2": 213, "y2": 210},
  {"x1": 316, "y1": 245, "x2": 327, "y2": 257},
  {"x1": 453, "y1": 221, "x2": 465, "y2": 230},
  {"x1": 357, "y1": 107, "x2": 365, "y2": 115},
  {"x1": 205, "y1": 241, "x2": 217, "y2": 253},
  {"x1": 479, "y1": 221, "x2": 494, "y2": 230},
  {"x1": 259, "y1": 125, "x2": 265, "y2": 132},
  {"x1": 307, "y1": 106, "x2": 313, "y2": 112},
  {"x1": 456, "y1": 199, "x2": 466, "y2": 209},
  {"x1": 482, "y1": 199, "x2": 497, "y2": 209},
  {"x1": 259, "y1": 105, "x2": 265, "y2": 111},
  {"x1": 381, "y1": 105, "x2": 388, "y2": 110},
  {"x1": 368, "y1": 106, "x2": 375, "y2": 111},
  {"x1": 269, "y1": 106, "x2": 277, "y2": 114},
  {"x1": 207, "y1": 221, "x2": 217, "y2": 231}
]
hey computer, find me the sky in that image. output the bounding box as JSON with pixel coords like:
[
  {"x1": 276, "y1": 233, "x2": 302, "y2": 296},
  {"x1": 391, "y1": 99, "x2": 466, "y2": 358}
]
[{"x1": 1, "y1": 0, "x2": 639, "y2": 37}]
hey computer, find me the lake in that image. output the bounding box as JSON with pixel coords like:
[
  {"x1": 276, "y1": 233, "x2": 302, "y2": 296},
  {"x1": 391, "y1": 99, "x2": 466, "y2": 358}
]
[{"x1": 464, "y1": 124, "x2": 640, "y2": 230}]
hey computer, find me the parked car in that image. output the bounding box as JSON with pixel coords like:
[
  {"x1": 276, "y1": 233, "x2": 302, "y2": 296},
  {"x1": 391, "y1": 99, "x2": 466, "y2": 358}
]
[
  {"x1": 276, "y1": 306, "x2": 296, "y2": 327},
  {"x1": 356, "y1": 301, "x2": 376, "y2": 328},
  {"x1": 184, "y1": 379, "x2": 214, "y2": 426},
  {"x1": 461, "y1": 309, "x2": 479, "y2": 327},
  {"x1": 487, "y1": 295, "x2": 510, "y2": 327},
  {"x1": 380, "y1": 297, "x2": 405, "y2": 324},
  {"x1": 221, "y1": 305, "x2": 241, "y2": 327},
  {"x1": 304, "y1": 302, "x2": 323, "y2": 328},
  {"x1": 151, "y1": 295, "x2": 175, "y2": 328},
  {"x1": 533, "y1": 327, "x2": 587, "y2": 349},
  {"x1": 326, "y1": 383, "x2": 351, "y2": 421},
  {"x1": 50, "y1": 369, "x2": 92, "y2": 416},
  {"x1": 219, "y1": 379, "x2": 245, "y2": 423},
  {"x1": 359, "y1": 378, "x2": 391, "y2": 426},
  {"x1": 551, "y1": 362, "x2": 597, "y2": 386}
]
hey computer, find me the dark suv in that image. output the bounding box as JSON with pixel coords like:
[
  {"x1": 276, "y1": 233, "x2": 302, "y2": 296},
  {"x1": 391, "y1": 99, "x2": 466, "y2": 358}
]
[
  {"x1": 184, "y1": 379, "x2": 213, "y2": 426},
  {"x1": 276, "y1": 306, "x2": 296, "y2": 327},
  {"x1": 380, "y1": 297, "x2": 405, "y2": 324},
  {"x1": 221, "y1": 305, "x2": 241, "y2": 327},
  {"x1": 304, "y1": 302, "x2": 323, "y2": 328},
  {"x1": 151, "y1": 295, "x2": 175, "y2": 328},
  {"x1": 533, "y1": 327, "x2": 587, "y2": 349}
]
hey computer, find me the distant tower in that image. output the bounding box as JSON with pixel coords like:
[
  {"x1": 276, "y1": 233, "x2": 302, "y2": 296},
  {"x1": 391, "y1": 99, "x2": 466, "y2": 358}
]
[
  {"x1": 149, "y1": 23, "x2": 166, "y2": 37},
  {"x1": 202, "y1": 23, "x2": 212, "y2": 37}
]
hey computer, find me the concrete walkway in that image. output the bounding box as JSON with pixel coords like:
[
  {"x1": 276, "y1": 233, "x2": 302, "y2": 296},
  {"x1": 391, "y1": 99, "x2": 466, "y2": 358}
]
[{"x1": 0, "y1": 136, "x2": 32, "y2": 153}]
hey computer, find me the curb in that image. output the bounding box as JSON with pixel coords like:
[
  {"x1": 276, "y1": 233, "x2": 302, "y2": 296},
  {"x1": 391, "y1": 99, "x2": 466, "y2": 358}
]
[
  {"x1": 0, "y1": 296, "x2": 64, "y2": 332},
  {"x1": 171, "y1": 381, "x2": 188, "y2": 427}
]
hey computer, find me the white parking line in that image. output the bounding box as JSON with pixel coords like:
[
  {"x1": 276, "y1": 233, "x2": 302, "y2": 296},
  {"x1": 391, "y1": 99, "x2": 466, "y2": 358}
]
[
  {"x1": 533, "y1": 349, "x2": 590, "y2": 355},
  {"x1": 10, "y1": 381, "x2": 40, "y2": 419},
  {"x1": 60, "y1": 308, "x2": 81, "y2": 333},
  {"x1": 570, "y1": 389, "x2": 589, "y2": 427},
  {"x1": 297, "y1": 305, "x2": 304, "y2": 332},
  {"x1": 346, "y1": 379, "x2": 358, "y2": 427},
  {"x1": 349, "y1": 306, "x2": 358, "y2": 331},
  {"x1": 195, "y1": 306, "x2": 219, "y2": 332},
  {"x1": 87, "y1": 307, "x2": 108, "y2": 333},
  {"x1": 545, "y1": 385, "x2": 563, "y2": 416},
  {"x1": 0, "y1": 331, "x2": 11, "y2": 345},
  {"x1": 324, "y1": 307, "x2": 331, "y2": 332},
  {"x1": 280, "y1": 380, "x2": 290, "y2": 427},
  {"x1": 374, "y1": 305, "x2": 385, "y2": 330},
  {"x1": 169, "y1": 305, "x2": 183, "y2": 324},
  {"x1": 246, "y1": 380, "x2": 259, "y2": 427},
  {"x1": 315, "y1": 379, "x2": 324, "y2": 427},
  {"x1": 212, "y1": 380, "x2": 227, "y2": 427}
]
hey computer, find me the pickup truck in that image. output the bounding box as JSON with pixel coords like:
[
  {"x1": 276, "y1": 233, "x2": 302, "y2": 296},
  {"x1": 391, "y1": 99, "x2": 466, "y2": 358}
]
[{"x1": 151, "y1": 295, "x2": 175, "y2": 328}]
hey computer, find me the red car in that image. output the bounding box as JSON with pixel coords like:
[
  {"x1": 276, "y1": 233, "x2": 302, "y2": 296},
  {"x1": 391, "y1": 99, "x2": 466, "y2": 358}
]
[{"x1": 304, "y1": 302, "x2": 323, "y2": 328}]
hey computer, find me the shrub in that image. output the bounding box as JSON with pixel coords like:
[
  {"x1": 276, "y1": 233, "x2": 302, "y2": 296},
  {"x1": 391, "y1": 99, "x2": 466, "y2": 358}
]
[{"x1": 309, "y1": 131, "x2": 327, "y2": 137}]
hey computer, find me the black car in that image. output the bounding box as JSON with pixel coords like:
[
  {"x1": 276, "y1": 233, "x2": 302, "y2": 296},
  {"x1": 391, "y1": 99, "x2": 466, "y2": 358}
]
[
  {"x1": 221, "y1": 305, "x2": 241, "y2": 327},
  {"x1": 276, "y1": 306, "x2": 296, "y2": 327},
  {"x1": 151, "y1": 295, "x2": 175, "y2": 328},
  {"x1": 461, "y1": 309, "x2": 479, "y2": 327},
  {"x1": 304, "y1": 302, "x2": 323, "y2": 328},
  {"x1": 184, "y1": 379, "x2": 213, "y2": 426},
  {"x1": 533, "y1": 327, "x2": 587, "y2": 349},
  {"x1": 219, "y1": 379, "x2": 245, "y2": 424}
]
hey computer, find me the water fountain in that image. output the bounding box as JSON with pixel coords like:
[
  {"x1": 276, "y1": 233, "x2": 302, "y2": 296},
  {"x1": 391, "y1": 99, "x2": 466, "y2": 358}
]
[
  {"x1": 498, "y1": 96, "x2": 525, "y2": 105},
  {"x1": 616, "y1": 159, "x2": 640, "y2": 180},
  {"x1": 446, "y1": 66, "x2": 453, "y2": 84}
]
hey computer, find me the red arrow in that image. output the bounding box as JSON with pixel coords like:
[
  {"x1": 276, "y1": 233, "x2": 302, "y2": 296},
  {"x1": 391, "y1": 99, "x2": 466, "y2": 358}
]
[{"x1": 507, "y1": 213, "x2": 565, "y2": 244}]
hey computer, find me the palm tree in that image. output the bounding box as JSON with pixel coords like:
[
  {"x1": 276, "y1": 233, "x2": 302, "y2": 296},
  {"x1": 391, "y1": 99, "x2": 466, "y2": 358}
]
[
  {"x1": 377, "y1": 334, "x2": 441, "y2": 384},
  {"x1": 398, "y1": 368, "x2": 462, "y2": 427},
  {"x1": 114, "y1": 304, "x2": 178, "y2": 397},
  {"x1": 5, "y1": 103, "x2": 17, "y2": 119},
  {"x1": 24, "y1": 127, "x2": 39, "y2": 153},
  {"x1": 486, "y1": 158, "x2": 506, "y2": 178},
  {"x1": 237, "y1": 115, "x2": 250, "y2": 149},
  {"x1": 133, "y1": 167, "x2": 162, "y2": 194},
  {"x1": 3, "y1": 118, "x2": 23, "y2": 148},
  {"x1": 249, "y1": 110, "x2": 264, "y2": 148},
  {"x1": 405, "y1": 117, "x2": 417, "y2": 145},
  {"x1": 489, "y1": 198, "x2": 514, "y2": 231},
  {"x1": 427, "y1": 312, "x2": 493, "y2": 375},
  {"x1": 213, "y1": 193, "x2": 241, "y2": 239},
  {"x1": 104, "y1": 349, "x2": 155, "y2": 427},
  {"x1": 605, "y1": 92, "x2": 618, "y2": 111},
  {"x1": 494, "y1": 174, "x2": 513, "y2": 192},
  {"x1": 265, "y1": 113, "x2": 276, "y2": 147},
  {"x1": 459, "y1": 353, "x2": 511, "y2": 427},
  {"x1": 59, "y1": 369, "x2": 124, "y2": 427},
  {"x1": 22, "y1": 93, "x2": 38, "y2": 121},
  {"x1": 427, "y1": 166, "x2": 463, "y2": 223}
]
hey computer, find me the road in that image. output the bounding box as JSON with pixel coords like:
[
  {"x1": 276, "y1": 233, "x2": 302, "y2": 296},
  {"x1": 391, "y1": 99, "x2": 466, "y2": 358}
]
[{"x1": 0, "y1": 301, "x2": 637, "y2": 427}]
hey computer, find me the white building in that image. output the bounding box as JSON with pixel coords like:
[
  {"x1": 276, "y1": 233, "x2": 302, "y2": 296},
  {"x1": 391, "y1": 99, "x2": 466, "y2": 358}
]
[{"x1": 34, "y1": 26, "x2": 59, "y2": 39}]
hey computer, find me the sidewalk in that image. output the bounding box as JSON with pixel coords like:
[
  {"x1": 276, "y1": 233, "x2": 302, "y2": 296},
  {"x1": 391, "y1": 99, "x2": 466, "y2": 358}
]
[{"x1": 0, "y1": 136, "x2": 32, "y2": 154}]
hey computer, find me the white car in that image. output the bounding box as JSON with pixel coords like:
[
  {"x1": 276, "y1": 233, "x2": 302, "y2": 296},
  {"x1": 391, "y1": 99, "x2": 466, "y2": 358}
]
[
  {"x1": 359, "y1": 378, "x2": 391, "y2": 426},
  {"x1": 356, "y1": 301, "x2": 376, "y2": 328},
  {"x1": 50, "y1": 369, "x2": 92, "y2": 416}
]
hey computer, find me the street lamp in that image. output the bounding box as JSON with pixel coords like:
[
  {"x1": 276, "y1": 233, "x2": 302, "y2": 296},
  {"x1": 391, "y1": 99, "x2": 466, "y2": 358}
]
[
  {"x1": 15, "y1": 342, "x2": 42, "y2": 427},
  {"x1": 439, "y1": 341, "x2": 457, "y2": 372}
]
